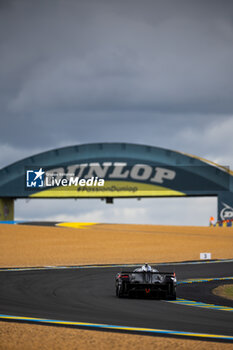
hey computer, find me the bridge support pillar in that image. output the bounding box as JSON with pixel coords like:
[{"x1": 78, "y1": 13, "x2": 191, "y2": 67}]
[
  {"x1": 218, "y1": 193, "x2": 233, "y2": 222},
  {"x1": 0, "y1": 198, "x2": 14, "y2": 221}
]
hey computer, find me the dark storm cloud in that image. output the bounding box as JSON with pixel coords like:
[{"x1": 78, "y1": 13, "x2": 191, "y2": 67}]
[
  {"x1": 0, "y1": 0, "x2": 233, "y2": 157},
  {"x1": 1, "y1": 0, "x2": 232, "y2": 225}
]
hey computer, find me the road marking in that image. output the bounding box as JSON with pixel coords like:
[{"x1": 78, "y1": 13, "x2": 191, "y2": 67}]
[
  {"x1": 167, "y1": 276, "x2": 233, "y2": 312},
  {"x1": 0, "y1": 314, "x2": 233, "y2": 342},
  {"x1": 178, "y1": 276, "x2": 233, "y2": 284},
  {"x1": 168, "y1": 298, "x2": 233, "y2": 312}
]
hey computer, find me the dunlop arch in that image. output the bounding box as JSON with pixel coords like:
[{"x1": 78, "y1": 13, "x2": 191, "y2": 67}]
[{"x1": 0, "y1": 143, "x2": 232, "y2": 222}]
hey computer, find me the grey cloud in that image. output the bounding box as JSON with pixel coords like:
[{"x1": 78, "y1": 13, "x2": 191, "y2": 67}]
[
  {"x1": 1, "y1": 0, "x2": 233, "y2": 118},
  {"x1": 0, "y1": 113, "x2": 232, "y2": 168},
  {"x1": 5, "y1": 17, "x2": 233, "y2": 114},
  {"x1": 1, "y1": 0, "x2": 232, "y2": 224}
]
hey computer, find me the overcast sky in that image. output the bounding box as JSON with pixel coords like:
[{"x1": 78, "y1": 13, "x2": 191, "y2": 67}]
[{"x1": 1, "y1": 0, "x2": 233, "y2": 225}]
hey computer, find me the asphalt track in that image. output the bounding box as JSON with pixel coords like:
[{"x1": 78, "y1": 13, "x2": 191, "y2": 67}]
[{"x1": 0, "y1": 261, "x2": 233, "y2": 342}]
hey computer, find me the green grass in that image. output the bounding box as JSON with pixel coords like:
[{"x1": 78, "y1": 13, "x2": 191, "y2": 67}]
[{"x1": 213, "y1": 284, "x2": 233, "y2": 300}]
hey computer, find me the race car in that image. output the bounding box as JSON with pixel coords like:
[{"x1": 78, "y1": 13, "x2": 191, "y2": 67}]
[{"x1": 115, "y1": 263, "x2": 177, "y2": 299}]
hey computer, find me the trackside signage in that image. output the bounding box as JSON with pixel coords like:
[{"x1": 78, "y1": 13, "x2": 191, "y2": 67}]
[
  {"x1": 45, "y1": 163, "x2": 176, "y2": 184},
  {"x1": 220, "y1": 202, "x2": 233, "y2": 221},
  {"x1": 25, "y1": 163, "x2": 178, "y2": 197},
  {"x1": 26, "y1": 163, "x2": 175, "y2": 191},
  {"x1": 24, "y1": 161, "x2": 230, "y2": 195}
]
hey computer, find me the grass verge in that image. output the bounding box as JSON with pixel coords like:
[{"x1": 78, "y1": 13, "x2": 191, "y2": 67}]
[{"x1": 213, "y1": 284, "x2": 233, "y2": 301}]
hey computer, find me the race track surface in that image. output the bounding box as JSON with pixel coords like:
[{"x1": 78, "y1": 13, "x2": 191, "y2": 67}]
[{"x1": 0, "y1": 261, "x2": 233, "y2": 340}]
